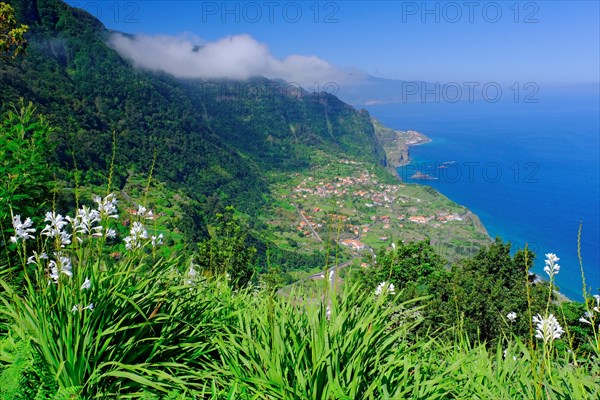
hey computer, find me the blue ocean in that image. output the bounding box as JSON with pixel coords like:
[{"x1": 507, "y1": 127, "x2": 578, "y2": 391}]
[{"x1": 365, "y1": 87, "x2": 600, "y2": 300}]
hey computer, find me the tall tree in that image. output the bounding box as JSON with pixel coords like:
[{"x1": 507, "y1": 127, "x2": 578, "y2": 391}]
[{"x1": 0, "y1": 2, "x2": 28, "y2": 60}]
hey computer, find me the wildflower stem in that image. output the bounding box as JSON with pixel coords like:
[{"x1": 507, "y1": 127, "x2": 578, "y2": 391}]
[
  {"x1": 524, "y1": 244, "x2": 534, "y2": 349},
  {"x1": 0, "y1": 218, "x2": 13, "y2": 270},
  {"x1": 577, "y1": 221, "x2": 587, "y2": 297},
  {"x1": 71, "y1": 148, "x2": 80, "y2": 211},
  {"x1": 143, "y1": 148, "x2": 157, "y2": 207},
  {"x1": 106, "y1": 130, "x2": 117, "y2": 196}
]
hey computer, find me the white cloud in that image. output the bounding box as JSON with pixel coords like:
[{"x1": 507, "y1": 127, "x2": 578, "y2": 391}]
[{"x1": 108, "y1": 33, "x2": 360, "y2": 86}]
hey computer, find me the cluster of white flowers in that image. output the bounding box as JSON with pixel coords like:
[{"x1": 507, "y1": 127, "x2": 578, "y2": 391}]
[
  {"x1": 374, "y1": 281, "x2": 396, "y2": 297},
  {"x1": 544, "y1": 253, "x2": 560, "y2": 278},
  {"x1": 10, "y1": 215, "x2": 36, "y2": 243},
  {"x1": 507, "y1": 312, "x2": 517, "y2": 323},
  {"x1": 124, "y1": 204, "x2": 164, "y2": 250},
  {"x1": 16, "y1": 194, "x2": 121, "y2": 250},
  {"x1": 9, "y1": 194, "x2": 167, "y2": 291},
  {"x1": 94, "y1": 193, "x2": 119, "y2": 220},
  {"x1": 6, "y1": 194, "x2": 174, "y2": 318},
  {"x1": 137, "y1": 204, "x2": 154, "y2": 220},
  {"x1": 67, "y1": 205, "x2": 101, "y2": 240},
  {"x1": 41, "y1": 211, "x2": 71, "y2": 247},
  {"x1": 533, "y1": 313, "x2": 564, "y2": 343},
  {"x1": 124, "y1": 221, "x2": 148, "y2": 250},
  {"x1": 49, "y1": 255, "x2": 73, "y2": 283}
]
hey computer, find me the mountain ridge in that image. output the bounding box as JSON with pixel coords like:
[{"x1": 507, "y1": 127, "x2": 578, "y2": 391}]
[
  {"x1": 2, "y1": 0, "x2": 387, "y2": 214},
  {"x1": 1, "y1": 0, "x2": 491, "y2": 266}
]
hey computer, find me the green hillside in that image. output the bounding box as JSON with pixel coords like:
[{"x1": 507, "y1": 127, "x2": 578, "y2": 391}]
[
  {"x1": 0, "y1": 0, "x2": 491, "y2": 266},
  {"x1": 1, "y1": 1, "x2": 599, "y2": 398},
  {"x1": 1, "y1": 0, "x2": 384, "y2": 216}
]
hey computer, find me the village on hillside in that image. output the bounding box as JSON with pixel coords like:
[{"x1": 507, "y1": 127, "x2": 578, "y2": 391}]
[{"x1": 265, "y1": 156, "x2": 490, "y2": 269}]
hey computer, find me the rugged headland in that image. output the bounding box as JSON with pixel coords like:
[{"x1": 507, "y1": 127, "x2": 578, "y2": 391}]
[{"x1": 372, "y1": 118, "x2": 431, "y2": 175}]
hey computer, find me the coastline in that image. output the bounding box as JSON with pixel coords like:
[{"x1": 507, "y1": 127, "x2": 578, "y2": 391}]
[
  {"x1": 372, "y1": 118, "x2": 431, "y2": 174},
  {"x1": 398, "y1": 131, "x2": 577, "y2": 303}
]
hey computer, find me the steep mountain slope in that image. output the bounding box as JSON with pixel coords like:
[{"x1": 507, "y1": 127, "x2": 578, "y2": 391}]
[
  {"x1": 1, "y1": 0, "x2": 491, "y2": 271},
  {"x1": 1, "y1": 0, "x2": 385, "y2": 216}
]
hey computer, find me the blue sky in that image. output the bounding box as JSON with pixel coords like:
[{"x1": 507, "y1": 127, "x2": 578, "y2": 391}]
[{"x1": 65, "y1": 1, "x2": 599, "y2": 85}]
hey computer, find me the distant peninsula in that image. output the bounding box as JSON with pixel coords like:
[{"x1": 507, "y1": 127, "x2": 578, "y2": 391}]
[{"x1": 372, "y1": 119, "x2": 431, "y2": 175}]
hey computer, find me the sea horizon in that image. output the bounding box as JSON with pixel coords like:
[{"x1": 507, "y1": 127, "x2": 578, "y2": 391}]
[{"x1": 366, "y1": 88, "x2": 600, "y2": 301}]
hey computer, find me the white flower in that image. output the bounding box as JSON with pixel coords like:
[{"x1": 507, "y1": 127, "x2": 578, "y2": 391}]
[
  {"x1": 10, "y1": 215, "x2": 36, "y2": 243},
  {"x1": 533, "y1": 313, "x2": 564, "y2": 343},
  {"x1": 151, "y1": 233, "x2": 163, "y2": 248},
  {"x1": 507, "y1": 312, "x2": 517, "y2": 322},
  {"x1": 104, "y1": 228, "x2": 117, "y2": 239},
  {"x1": 137, "y1": 204, "x2": 154, "y2": 220},
  {"x1": 27, "y1": 251, "x2": 48, "y2": 266},
  {"x1": 123, "y1": 221, "x2": 148, "y2": 250},
  {"x1": 543, "y1": 253, "x2": 560, "y2": 278},
  {"x1": 49, "y1": 256, "x2": 72, "y2": 283},
  {"x1": 68, "y1": 206, "x2": 101, "y2": 239},
  {"x1": 58, "y1": 256, "x2": 72, "y2": 278},
  {"x1": 41, "y1": 212, "x2": 71, "y2": 246},
  {"x1": 375, "y1": 281, "x2": 396, "y2": 297},
  {"x1": 94, "y1": 194, "x2": 118, "y2": 219},
  {"x1": 80, "y1": 277, "x2": 91, "y2": 290},
  {"x1": 72, "y1": 303, "x2": 94, "y2": 313},
  {"x1": 579, "y1": 311, "x2": 593, "y2": 325},
  {"x1": 59, "y1": 230, "x2": 72, "y2": 247},
  {"x1": 185, "y1": 263, "x2": 197, "y2": 286}
]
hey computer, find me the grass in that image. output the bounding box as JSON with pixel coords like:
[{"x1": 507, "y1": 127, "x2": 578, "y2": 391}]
[{"x1": 1, "y1": 194, "x2": 599, "y2": 398}]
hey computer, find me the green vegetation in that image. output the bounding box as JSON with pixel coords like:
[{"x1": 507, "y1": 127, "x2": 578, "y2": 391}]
[
  {"x1": 1, "y1": 198, "x2": 599, "y2": 397},
  {"x1": 0, "y1": 2, "x2": 27, "y2": 59},
  {"x1": 0, "y1": 100, "x2": 52, "y2": 222},
  {"x1": 263, "y1": 153, "x2": 489, "y2": 271},
  {"x1": 0, "y1": 102, "x2": 597, "y2": 396},
  {"x1": 1, "y1": 1, "x2": 599, "y2": 398},
  {"x1": 1, "y1": 0, "x2": 393, "y2": 272}
]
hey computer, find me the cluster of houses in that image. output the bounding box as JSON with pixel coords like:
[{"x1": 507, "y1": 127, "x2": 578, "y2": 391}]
[
  {"x1": 340, "y1": 238, "x2": 367, "y2": 251},
  {"x1": 291, "y1": 172, "x2": 401, "y2": 209},
  {"x1": 295, "y1": 210, "x2": 322, "y2": 237},
  {"x1": 287, "y1": 165, "x2": 466, "y2": 244},
  {"x1": 398, "y1": 130, "x2": 431, "y2": 146}
]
